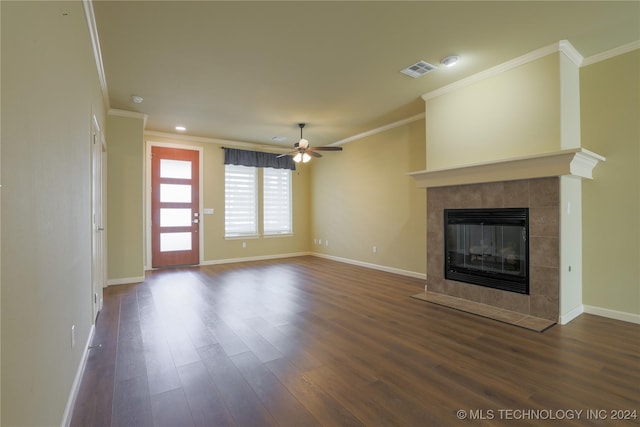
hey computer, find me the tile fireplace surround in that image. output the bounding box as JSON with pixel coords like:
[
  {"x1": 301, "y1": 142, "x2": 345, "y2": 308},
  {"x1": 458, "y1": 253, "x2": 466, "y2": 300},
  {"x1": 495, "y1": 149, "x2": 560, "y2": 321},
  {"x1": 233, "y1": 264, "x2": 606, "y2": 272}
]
[
  {"x1": 410, "y1": 148, "x2": 605, "y2": 323},
  {"x1": 427, "y1": 178, "x2": 559, "y2": 321}
]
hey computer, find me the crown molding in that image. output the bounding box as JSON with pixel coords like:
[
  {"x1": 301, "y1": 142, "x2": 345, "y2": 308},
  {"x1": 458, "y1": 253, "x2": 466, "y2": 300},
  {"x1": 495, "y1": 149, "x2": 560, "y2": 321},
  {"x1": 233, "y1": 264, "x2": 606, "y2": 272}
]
[
  {"x1": 330, "y1": 113, "x2": 425, "y2": 146},
  {"x1": 82, "y1": 0, "x2": 109, "y2": 110},
  {"x1": 144, "y1": 114, "x2": 426, "y2": 151},
  {"x1": 582, "y1": 40, "x2": 640, "y2": 67},
  {"x1": 144, "y1": 130, "x2": 288, "y2": 153},
  {"x1": 559, "y1": 40, "x2": 583, "y2": 67},
  {"x1": 423, "y1": 40, "x2": 580, "y2": 101}
]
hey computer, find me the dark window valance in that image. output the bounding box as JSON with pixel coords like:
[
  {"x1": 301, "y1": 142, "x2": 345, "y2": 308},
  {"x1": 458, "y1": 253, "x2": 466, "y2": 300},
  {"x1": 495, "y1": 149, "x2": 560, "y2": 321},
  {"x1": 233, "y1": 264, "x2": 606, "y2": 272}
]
[{"x1": 223, "y1": 147, "x2": 295, "y2": 170}]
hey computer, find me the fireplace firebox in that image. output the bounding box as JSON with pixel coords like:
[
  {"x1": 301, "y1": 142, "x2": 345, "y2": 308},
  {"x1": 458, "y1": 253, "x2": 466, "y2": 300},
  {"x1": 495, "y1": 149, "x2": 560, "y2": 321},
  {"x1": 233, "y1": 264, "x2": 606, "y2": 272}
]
[{"x1": 444, "y1": 208, "x2": 529, "y2": 294}]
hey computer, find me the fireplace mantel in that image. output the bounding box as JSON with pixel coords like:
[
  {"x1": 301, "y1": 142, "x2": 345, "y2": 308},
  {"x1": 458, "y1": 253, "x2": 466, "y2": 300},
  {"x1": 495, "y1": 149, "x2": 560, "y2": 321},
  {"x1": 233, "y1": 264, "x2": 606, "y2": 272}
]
[{"x1": 408, "y1": 148, "x2": 605, "y2": 188}]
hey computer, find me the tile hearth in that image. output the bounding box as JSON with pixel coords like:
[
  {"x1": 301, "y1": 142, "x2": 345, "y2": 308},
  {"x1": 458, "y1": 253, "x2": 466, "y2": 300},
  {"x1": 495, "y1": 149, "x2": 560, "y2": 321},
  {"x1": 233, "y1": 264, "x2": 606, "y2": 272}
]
[{"x1": 411, "y1": 291, "x2": 556, "y2": 332}]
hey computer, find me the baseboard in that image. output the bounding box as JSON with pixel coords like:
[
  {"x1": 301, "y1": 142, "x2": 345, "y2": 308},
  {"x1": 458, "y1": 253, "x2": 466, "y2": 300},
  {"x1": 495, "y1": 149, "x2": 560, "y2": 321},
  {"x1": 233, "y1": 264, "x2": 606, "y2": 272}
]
[
  {"x1": 583, "y1": 305, "x2": 640, "y2": 325},
  {"x1": 311, "y1": 253, "x2": 427, "y2": 280},
  {"x1": 198, "y1": 252, "x2": 312, "y2": 266},
  {"x1": 61, "y1": 324, "x2": 95, "y2": 427},
  {"x1": 559, "y1": 305, "x2": 584, "y2": 325},
  {"x1": 107, "y1": 276, "x2": 145, "y2": 286}
]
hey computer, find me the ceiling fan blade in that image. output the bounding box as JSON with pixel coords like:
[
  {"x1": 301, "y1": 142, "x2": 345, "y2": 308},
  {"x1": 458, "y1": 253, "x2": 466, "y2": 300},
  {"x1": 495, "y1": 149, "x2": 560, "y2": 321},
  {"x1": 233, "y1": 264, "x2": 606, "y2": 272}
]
[
  {"x1": 310, "y1": 151, "x2": 323, "y2": 158},
  {"x1": 312, "y1": 146, "x2": 343, "y2": 151},
  {"x1": 276, "y1": 151, "x2": 297, "y2": 158}
]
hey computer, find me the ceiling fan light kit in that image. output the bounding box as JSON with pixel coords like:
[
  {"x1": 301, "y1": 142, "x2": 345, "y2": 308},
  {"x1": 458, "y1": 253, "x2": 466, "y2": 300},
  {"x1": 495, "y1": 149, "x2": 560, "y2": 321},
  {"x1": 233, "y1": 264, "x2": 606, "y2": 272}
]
[{"x1": 279, "y1": 123, "x2": 343, "y2": 163}]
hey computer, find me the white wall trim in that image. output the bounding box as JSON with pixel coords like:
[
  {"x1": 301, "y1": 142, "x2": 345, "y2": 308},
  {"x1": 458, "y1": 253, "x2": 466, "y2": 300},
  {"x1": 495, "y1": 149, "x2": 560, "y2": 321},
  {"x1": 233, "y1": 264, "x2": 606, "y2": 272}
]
[
  {"x1": 311, "y1": 253, "x2": 427, "y2": 280},
  {"x1": 559, "y1": 40, "x2": 584, "y2": 67},
  {"x1": 81, "y1": 0, "x2": 109, "y2": 110},
  {"x1": 584, "y1": 305, "x2": 640, "y2": 325},
  {"x1": 330, "y1": 113, "x2": 425, "y2": 146},
  {"x1": 559, "y1": 304, "x2": 584, "y2": 325},
  {"x1": 422, "y1": 40, "x2": 578, "y2": 101},
  {"x1": 61, "y1": 324, "x2": 95, "y2": 427},
  {"x1": 197, "y1": 252, "x2": 312, "y2": 267},
  {"x1": 107, "y1": 276, "x2": 145, "y2": 286},
  {"x1": 582, "y1": 40, "x2": 640, "y2": 66}
]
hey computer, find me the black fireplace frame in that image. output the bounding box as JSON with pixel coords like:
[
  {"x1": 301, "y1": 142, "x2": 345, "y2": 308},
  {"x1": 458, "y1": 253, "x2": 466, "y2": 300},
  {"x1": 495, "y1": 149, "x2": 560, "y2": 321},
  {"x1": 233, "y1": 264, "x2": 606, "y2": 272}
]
[{"x1": 444, "y1": 208, "x2": 529, "y2": 294}]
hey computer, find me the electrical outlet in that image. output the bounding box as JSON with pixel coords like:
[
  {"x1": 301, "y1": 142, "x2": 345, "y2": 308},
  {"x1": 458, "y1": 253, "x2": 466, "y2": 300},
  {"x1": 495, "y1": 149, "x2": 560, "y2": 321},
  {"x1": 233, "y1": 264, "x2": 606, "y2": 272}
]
[
  {"x1": 71, "y1": 325, "x2": 76, "y2": 348},
  {"x1": 325, "y1": 240, "x2": 329, "y2": 247},
  {"x1": 425, "y1": 284, "x2": 428, "y2": 293},
  {"x1": 242, "y1": 241, "x2": 246, "y2": 248},
  {"x1": 372, "y1": 245, "x2": 377, "y2": 253}
]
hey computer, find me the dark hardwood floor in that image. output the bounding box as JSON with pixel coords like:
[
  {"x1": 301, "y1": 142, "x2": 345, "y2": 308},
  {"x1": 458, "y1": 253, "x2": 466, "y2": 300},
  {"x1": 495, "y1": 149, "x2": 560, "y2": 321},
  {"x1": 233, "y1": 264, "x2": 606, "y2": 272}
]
[{"x1": 71, "y1": 256, "x2": 640, "y2": 426}]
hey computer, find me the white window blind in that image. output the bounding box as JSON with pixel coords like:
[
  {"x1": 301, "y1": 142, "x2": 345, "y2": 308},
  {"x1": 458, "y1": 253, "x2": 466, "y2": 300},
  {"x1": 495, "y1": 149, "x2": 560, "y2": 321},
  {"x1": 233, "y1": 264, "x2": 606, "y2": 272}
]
[
  {"x1": 263, "y1": 167, "x2": 292, "y2": 235},
  {"x1": 225, "y1": 164, "x2": 257, "y2": 237}
]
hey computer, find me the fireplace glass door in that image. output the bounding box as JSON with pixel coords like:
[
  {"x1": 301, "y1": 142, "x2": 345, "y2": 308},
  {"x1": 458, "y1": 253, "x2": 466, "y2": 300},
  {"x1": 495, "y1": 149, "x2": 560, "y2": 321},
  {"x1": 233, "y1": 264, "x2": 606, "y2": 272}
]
[{"x1": 444, "y1": 208, "x2": 529, "y2": 294}]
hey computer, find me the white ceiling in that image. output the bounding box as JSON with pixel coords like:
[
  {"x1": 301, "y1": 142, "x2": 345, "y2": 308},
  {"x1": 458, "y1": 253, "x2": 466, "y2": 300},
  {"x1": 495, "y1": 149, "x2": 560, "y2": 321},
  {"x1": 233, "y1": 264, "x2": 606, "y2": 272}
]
[{"x1": 93, "y1": 1, "x2": 640, "y2": 150}]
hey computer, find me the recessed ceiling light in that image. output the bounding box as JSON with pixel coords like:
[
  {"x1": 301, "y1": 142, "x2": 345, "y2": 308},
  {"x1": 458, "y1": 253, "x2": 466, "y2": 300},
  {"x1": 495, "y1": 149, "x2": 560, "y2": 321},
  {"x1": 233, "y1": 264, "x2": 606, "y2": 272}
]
[
  {"x1": 131, "y1": 95, "x2": 144, "y2": 104},
  {"x1": 175, "y1": 126, "x2": 186, "y2": 132},
  {"x1": 440, "y1": 55, "x2": 461, "y2": 67}
]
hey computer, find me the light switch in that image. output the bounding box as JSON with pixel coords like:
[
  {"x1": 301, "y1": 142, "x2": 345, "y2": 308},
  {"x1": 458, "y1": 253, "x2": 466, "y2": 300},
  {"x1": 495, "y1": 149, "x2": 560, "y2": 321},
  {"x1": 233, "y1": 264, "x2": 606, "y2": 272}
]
[{"x1": 204, "y1": 208, "x2": 214, "y2": 215}]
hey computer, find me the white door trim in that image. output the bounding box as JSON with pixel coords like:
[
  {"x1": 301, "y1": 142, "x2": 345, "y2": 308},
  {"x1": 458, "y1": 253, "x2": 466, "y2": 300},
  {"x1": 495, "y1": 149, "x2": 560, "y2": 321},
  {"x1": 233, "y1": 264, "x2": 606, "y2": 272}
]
[{"x1": 91, "y1": 113, "x2": 106, "y2": 318}]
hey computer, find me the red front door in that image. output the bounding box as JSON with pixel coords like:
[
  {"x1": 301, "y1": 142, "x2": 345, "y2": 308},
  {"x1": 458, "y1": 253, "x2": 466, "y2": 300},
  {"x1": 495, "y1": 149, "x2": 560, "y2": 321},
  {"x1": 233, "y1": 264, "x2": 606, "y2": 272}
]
[{"x1": 151, "y1": 146, "x2": 200, "y2": 267}]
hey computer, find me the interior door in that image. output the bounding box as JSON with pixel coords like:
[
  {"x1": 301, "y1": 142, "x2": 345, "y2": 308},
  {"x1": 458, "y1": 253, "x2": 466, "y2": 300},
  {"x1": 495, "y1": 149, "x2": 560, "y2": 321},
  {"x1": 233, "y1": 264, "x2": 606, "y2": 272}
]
[{"x1": 151, "y1": 146, "x2": 200, "y2": 267}]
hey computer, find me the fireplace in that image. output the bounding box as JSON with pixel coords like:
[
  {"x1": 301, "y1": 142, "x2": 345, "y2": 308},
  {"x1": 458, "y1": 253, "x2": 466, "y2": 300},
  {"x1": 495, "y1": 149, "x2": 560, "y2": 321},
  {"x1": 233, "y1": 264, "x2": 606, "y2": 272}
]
[{"x1": 445, "y1": 208, "x2": 529, "y2": 294}]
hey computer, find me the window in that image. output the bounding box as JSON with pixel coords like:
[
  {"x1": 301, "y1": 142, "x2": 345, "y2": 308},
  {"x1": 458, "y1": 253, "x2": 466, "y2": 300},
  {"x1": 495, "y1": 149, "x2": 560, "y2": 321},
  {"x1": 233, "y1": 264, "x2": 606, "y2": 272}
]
[
  {"x1": 225, "y1": 164, "x2": 257, "y2": 237},
  {"x1": 263, "y1": 168, "x2": 292, "y2": 235}
]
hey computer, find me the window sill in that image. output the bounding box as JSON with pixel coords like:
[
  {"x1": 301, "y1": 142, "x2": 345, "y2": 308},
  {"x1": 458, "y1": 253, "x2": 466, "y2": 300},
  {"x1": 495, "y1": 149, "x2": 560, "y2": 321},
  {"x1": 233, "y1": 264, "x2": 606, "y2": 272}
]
[
  {"x1": 225, "y1": 235, "x2": 259, "y2": 241},
  {"x1": 263, "y1": 233, "x2": 294, "y2": 239}
]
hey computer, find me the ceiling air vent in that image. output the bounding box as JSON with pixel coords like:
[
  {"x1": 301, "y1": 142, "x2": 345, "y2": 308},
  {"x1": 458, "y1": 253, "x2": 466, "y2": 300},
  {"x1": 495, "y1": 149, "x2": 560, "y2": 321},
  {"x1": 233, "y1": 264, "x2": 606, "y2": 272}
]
[{"x1": 400, "y1": 60, "x2": 437, "y2": 78}]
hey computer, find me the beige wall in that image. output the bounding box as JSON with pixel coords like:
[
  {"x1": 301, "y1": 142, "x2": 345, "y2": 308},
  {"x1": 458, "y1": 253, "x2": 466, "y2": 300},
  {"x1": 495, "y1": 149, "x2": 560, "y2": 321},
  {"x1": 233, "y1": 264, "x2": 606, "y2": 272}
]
[
  {"x1": 139, "y1": 135, "x2": 311, "y2": 266},
  {"x1": 1, "y1": 1, "x2": 106, "y2": 425},
  {"x1": 310, "y1": 119, "x2": 427, "y2": 276},
  {"x1": 426, "y1": 53, "x2": 561, "y2": 169},
  {"x1": 107, "y1": 114, "x2": 145, "y2": 282},
  {"x1": 423, "y1": 48, "x2": 639, "y2": 319},
  {"x1": 111, "y1": 123, "x2": 426, "y2": 278},
  {"x1": 581, "y1": 50, "x2": 640, "y2": 315}
]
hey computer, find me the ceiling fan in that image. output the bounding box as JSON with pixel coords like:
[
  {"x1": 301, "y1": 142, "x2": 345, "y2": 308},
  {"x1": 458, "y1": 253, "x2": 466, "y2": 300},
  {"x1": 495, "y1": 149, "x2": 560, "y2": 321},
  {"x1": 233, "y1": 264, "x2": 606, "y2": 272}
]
[{"x1": 278, "y1": 123, "x2": 342, "y2": 163}]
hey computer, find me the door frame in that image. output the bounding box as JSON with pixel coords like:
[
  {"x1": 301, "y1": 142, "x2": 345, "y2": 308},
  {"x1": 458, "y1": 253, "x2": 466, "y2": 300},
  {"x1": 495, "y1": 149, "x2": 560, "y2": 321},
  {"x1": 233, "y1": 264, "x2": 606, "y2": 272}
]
[{"x1": 145, "y1": 141, "x2": 204, "y2": 270}]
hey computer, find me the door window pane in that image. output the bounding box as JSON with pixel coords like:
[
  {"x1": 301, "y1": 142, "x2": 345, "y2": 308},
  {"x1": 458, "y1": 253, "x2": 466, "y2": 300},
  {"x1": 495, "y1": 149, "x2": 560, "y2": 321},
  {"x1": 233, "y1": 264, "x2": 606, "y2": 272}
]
[
  {"x1": 160, "y1": 184, "x2": 192, "y2": 203},
  {"x1": 160, "y1": 159, "x2": 191, "y2": 179},
  {"x1": 160, "y1": 208, "x2": 192, "y2": 227},
  {"x1": 160, "y1": 232, "x2": 192, "y2": 252}
]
